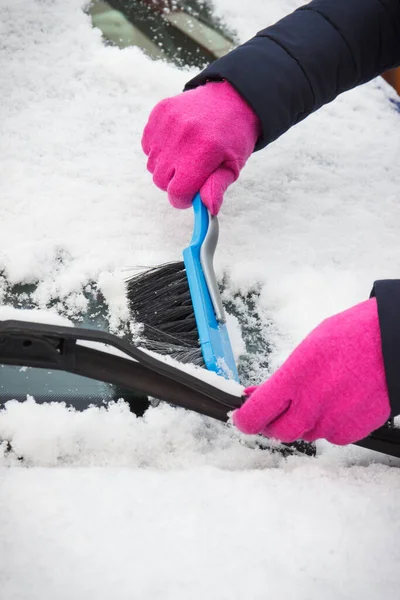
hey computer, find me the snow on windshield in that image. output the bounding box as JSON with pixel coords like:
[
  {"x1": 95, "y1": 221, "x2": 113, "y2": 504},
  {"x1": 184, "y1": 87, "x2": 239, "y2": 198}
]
[
  {"x1": 1, "y1": 1, "x2": 400, "y2": 598},
  {"x1": 2, "y1": 0, "x2": 400, "y2": 364}
]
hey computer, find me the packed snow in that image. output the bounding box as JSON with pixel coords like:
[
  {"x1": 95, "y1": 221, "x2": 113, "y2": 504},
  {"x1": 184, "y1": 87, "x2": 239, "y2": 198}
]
[{"x1": 1, "y1": 0, "x2": 400, "y2": 598}]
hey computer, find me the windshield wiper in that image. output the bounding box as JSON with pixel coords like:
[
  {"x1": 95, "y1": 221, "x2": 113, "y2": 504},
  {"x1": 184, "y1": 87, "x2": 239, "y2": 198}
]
[{"x1": 0, "y1": 320, "x2": 398, "y2": 459}]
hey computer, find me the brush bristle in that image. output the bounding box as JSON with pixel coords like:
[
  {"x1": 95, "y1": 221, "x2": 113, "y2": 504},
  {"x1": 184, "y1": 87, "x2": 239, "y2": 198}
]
[{"x1": 126, "y1": 262, "x2": 204, "y2": 366}]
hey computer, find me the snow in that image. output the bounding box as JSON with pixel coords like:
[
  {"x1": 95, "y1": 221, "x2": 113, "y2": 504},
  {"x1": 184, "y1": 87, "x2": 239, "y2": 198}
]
[
  {"x1": 0, "y1": 306, "x2": 73, "y2": 327},
  {"x1": 1, "y1": 0, "x2": 400, "y2": 598},
  {"x1": 1, "y1": 401, "x2": 400, "y2": 599},
  {"x1": 1, "y1": 462, "x2": 400, "y2": 600}
]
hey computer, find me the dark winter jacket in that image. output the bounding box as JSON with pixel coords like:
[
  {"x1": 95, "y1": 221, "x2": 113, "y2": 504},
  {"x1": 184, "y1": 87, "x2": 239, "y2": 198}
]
[{"x1": 185, "y1": 0, "x2": 400, "y2": 417}]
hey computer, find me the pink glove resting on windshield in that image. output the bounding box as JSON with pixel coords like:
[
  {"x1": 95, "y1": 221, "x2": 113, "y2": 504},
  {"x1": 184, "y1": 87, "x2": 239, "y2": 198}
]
[
  {"x1": 142, "y1": 81, "x2": 261, "y2": 215},
  {"x1": 233, "y1": 298, "x2": 390, "y2": 445}
]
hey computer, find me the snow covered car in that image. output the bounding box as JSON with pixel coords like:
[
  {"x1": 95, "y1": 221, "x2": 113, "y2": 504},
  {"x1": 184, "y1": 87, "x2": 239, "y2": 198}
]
[{"x1": 1, "y1": 0, "x2": 399, "y2": 460}]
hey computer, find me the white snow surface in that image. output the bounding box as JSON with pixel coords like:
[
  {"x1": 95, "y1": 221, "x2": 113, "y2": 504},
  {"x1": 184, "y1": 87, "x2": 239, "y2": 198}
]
[{"x1": 1, "y1": 0, "x2": 400, "y2": 598}]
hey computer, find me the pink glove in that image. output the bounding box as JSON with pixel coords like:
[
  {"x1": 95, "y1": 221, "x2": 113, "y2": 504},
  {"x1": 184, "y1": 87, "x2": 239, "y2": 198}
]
[
  {"x1": 142, "y1": 81, "x2": 261, "y2": 215},
  {"x1": 233, "y1": 298, "x2": 391, "y2": 445}
]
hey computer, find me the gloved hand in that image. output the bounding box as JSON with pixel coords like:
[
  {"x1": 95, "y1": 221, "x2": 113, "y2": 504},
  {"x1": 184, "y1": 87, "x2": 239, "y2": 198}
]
[
  {"x1": 141, "y1": 81, "x2": 261, "y2": 215},
  {"x1": 233, "y1": 298, "x2": 391, "y2": 445}
]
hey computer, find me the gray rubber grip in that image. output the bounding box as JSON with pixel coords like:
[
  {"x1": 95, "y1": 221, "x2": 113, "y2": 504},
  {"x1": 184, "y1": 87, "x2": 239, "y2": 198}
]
[{"x1": 200, "y1": 212, "x2": 226, "y2": 323}]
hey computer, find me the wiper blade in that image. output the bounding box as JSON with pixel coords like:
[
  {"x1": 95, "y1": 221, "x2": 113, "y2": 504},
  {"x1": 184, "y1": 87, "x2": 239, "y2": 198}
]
[{"x1": 0, "y1": 320, "x2": 398, "y2": 459}]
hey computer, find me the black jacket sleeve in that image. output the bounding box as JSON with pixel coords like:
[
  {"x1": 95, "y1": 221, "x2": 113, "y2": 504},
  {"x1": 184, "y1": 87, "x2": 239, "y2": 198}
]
[
  {"x1": 185, "y1": 0, "x2": 400, "y2": 150},
  {"x1": 370, "y1": 281, "x2": 400, "y2": 417}
]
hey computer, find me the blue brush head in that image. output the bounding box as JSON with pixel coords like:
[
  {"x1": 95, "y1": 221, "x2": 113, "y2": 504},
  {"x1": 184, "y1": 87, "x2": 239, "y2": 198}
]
[{"x1": 182, "y1": 194, "x2": 239, "y2": 382}]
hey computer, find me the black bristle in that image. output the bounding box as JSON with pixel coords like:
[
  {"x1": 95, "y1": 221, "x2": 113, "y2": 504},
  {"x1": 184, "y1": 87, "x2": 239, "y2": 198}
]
[{"x1": 126, "y1": 262, "x2": 204, "y2": 366}]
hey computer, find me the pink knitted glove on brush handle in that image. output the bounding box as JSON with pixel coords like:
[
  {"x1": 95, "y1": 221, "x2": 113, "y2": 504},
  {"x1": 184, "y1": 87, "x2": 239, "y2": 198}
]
[
  {"x1": 141, "y1": 81, "x2": 261, "y2": 215},
  {"x1": 233, "y1": 298, "x2": 391, "y2": 445}
]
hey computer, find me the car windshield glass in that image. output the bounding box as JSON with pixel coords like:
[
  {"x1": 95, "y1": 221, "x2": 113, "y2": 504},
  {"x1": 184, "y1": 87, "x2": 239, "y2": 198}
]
[{"x1": 86, "y1": 0, "x2": 235, "y2": 67}]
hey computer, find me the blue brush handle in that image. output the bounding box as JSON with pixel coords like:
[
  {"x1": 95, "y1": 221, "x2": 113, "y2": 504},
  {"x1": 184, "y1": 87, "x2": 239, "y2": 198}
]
[{"x1": 182, "y1": 193, "x2": 239, "y2": 381}]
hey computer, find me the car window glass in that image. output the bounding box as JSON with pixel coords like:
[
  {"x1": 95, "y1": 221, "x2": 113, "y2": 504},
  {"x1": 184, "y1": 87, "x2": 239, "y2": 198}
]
[{"x1": 85, "y1": 0, "x2": 235, "y2": 67}]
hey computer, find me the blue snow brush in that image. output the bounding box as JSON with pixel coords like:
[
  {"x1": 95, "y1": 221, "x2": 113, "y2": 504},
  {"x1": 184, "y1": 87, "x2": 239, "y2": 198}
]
[
  {"x1": 182, "y1": 193, "x2": 238, "y2": 380},
  {"x1": 126, "y1": 193, "x2": 239, "y2": 382}
]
